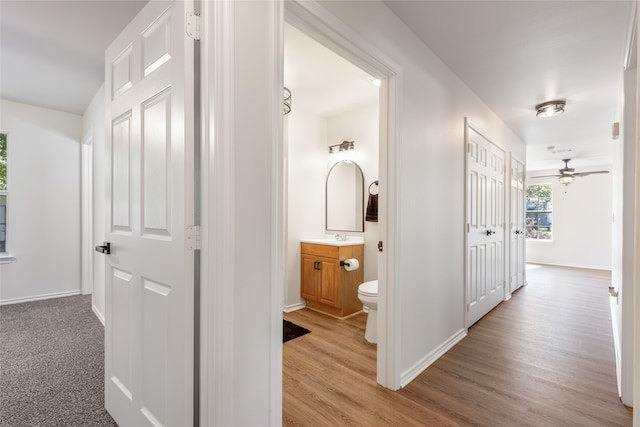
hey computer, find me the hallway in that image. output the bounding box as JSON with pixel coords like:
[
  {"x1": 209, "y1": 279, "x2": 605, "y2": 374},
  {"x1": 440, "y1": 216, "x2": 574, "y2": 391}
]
[{"x1": 283, "y1": 264, "x2": 632, "y2": 426}]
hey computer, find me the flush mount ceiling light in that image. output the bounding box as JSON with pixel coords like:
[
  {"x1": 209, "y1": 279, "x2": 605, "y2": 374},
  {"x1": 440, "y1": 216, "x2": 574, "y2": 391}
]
[{"x1": 535, "y1": 100, "x2": 566, "y2": 118}]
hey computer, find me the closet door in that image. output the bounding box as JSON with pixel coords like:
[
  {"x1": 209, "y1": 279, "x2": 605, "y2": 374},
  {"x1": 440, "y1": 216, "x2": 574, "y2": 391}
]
[
  {"x1": 510, "y1": 155, "x2": 526, "y2": 293},
  {"x1": 466, "y1": 123, "x2": 506, "y2": 328}
]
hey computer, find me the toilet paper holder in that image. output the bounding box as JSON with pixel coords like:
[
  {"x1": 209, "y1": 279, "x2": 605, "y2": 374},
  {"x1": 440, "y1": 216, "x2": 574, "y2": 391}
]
[{"x1": 340, "y1": 258, "x2": 360, "y2": 272}]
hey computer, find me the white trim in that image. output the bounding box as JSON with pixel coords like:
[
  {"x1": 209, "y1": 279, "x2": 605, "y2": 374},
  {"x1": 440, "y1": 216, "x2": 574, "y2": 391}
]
[
  {"x1": 271, "y1": 1, "x2": 285, "y2": 424},
  {"x1": 624, "y1": 0, "x2": 637, "y2": 71},
  {"x1": 610, "y1": 294, "x2": 623, "y2": 397},
  {"x1": 81, "y1": 137, "x2": 93, "y2": 296},
  {"x1": 522, "y1": 261, "x2": 613, "y2": 272},
  {"x1": 283, "y1": 302, "x2": 306, "y2": 313},
  {"x1": 0, "y1": 290, "x2": 81, "y2": 306},
  {"x1": 0, "y1": 253, "x2": 15, "y2": 264},
  {"x1": 633, "y1": 5, "x2": 639, "y2": 416},
  {"x1": 92, "y1": 303, "x2": 106, "y2": 326},
  {"x1": 200, "y1": 1, "x2": 236, "y2": 426},
  {"x1": 284, "y1": 0, "x2": 402, "y2": 391},
  {"x1": 400, "y1": 329, "x2": 467, "y2": 388}
]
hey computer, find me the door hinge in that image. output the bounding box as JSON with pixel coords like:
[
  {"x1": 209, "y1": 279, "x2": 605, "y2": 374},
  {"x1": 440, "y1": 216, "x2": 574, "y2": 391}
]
[
  {"x1": 186, "y1": 225, "x2": 201, "y2": 250},
  {"x1": 378, "y1": 241, "x2": 383, "y2": 252},
  {"x1": 186, "y1": 11, "x2": 201, "y2": 40}
]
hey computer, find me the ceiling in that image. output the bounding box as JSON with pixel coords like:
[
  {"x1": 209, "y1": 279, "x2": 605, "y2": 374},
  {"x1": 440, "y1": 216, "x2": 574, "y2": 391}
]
[
  {"x1": 0, "y1": 1, "x2": 634, "y2": 171},
  {"x1": 384, "y1": 0, "x2": 634, "y2": 171},
  {"x1": 284, "y1": 24, "x2": 379, "y2": 117},
  {"x1": 0, "y1": 0, "x2": 147, "y2": 115}
]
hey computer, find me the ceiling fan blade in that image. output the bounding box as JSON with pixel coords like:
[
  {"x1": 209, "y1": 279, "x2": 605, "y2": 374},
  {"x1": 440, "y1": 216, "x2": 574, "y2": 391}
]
[
  {"x1": 530, "y1": 174, "x2": 561, "y2": 179},
  {"x1": 573, "y1": 171, "x2": 610, "y2": 177}
]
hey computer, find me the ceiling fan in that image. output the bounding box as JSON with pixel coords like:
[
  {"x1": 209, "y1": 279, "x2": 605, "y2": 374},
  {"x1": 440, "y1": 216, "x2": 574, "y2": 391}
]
[{"x1": 531, "y1": 159, "x2": 609, "y2": 186}]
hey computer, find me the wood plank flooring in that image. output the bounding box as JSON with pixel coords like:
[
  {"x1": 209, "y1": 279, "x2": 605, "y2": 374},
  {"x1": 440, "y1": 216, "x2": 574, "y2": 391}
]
[{"x1": 283, "y1": 264, "x2": 633, "y2": 426}]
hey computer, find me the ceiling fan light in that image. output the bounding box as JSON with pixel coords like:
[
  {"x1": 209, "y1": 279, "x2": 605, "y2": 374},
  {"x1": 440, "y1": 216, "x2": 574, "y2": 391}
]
[
  {"x1": 535, "y1": 100, "x2": 566, "y2": 118},
  {"x1": 559, "y1": 175, "x2": 575, "y2": 185}
]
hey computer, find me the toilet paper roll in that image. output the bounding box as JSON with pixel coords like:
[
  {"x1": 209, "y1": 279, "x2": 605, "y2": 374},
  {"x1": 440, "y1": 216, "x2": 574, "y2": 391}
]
[{"x1": 343, "y1": 258, "x2": 359, "y2": 272}]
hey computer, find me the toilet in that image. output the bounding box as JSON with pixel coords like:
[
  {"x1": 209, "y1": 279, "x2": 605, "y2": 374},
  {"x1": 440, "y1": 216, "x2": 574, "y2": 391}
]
[{"x1": 357, "y1": 280, "x2": 378, "y2": 344}]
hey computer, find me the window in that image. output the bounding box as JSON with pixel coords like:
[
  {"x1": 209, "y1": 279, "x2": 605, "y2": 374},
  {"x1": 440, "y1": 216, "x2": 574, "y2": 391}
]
[
  {"x1": 0, "y1": 133, "x2": 6, "y2": 253},
  {"x1": 526, "y1": 183, "x2": 552, "y2": 240}
]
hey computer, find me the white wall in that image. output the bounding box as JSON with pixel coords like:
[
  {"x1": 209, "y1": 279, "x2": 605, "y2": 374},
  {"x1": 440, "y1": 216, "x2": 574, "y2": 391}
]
[
  {"x1": 285, "y1": 110, "x2": 327, "y2": 310},
  {"x1": 619, "y1": 66, "x2": 636, "y2": 406},
  {"x1": 284, "y1": 102, "x2": 379, "y2": 311},
  {"x1": 610, "y1": 66, "x2": 636, "y2": 405},
  {"x1": 527, "y1": 169, "x2": 612, "y2": 270},
  {"x1": 0, "y1": 99, "x2": 82, "y2": 303},
  {"x1": 82, "y1": 85, "x2": 106, "y2": 323},
  {"x1": 326, "y1": 103, "x2": 379, "y2": 282},
  {"x1": 317, "y1": 1, "x2": 526, "y2": 378},
  {"x1": 209, "y1": 0, "x2": 526, "y2": 422}
]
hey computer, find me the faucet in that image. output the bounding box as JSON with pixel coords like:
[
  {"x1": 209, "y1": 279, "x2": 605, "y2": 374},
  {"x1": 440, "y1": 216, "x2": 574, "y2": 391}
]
[{"x1": 335, "y1": 234, "x2": 347, "y2": 241}]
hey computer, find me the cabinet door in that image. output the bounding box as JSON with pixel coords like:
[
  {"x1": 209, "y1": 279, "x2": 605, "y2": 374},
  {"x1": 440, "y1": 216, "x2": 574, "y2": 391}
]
[
  {"x1": 318, "y1": 258, "x2": 340, "y2": 308},
  {"x1": 301, "y1": 254, "x2": 319, "y2": 300}
]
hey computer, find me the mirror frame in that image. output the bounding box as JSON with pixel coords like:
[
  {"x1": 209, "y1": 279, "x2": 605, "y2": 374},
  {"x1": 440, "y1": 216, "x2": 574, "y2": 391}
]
[{"x1": 325, "y1": 160, "x2": 365, "y2": 232}]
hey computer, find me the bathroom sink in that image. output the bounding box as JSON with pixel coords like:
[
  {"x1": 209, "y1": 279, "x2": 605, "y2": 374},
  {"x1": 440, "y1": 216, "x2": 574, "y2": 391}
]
[{"x1": 301, "y1": 237, "x2": 364, "y2": 246}]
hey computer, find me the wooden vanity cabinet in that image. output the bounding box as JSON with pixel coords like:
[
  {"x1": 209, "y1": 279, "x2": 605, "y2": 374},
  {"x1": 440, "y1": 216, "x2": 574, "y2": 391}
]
[{"x1": 300, "y1": 242, "x2": 364, "y2": 319}]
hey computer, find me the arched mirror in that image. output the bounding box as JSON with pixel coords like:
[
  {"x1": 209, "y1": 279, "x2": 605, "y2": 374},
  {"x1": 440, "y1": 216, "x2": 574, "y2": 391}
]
[{"x1": 326, "y1": 160, "x2": 364, "y2": 232}]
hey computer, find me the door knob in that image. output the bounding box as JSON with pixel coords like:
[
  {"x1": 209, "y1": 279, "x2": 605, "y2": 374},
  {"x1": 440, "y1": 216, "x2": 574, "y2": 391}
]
[
  {"x1": 95, "y1": 242, "x2": 111, "y2": 254},
  {"x1": 515, "y1": 230, "x2": 521, "y2": 235},
  {"x1": 485, "y1": 230, "x2": 495, "y2": 236}
]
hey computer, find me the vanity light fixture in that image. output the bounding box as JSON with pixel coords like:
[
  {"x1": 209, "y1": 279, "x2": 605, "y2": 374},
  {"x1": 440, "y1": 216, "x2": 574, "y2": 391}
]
[
  {"x1": 328, "y1": 140, "x2": 356, "y2": 163},
  {"x1": 328, "y1": 140, "x2": 355, "y2": 155},
  {"x1": 535, "y1": 100, "x2": 566, "y2": 117},
  {"x1": 283, "y1": 87, "x2": 292, "y2": 115}
]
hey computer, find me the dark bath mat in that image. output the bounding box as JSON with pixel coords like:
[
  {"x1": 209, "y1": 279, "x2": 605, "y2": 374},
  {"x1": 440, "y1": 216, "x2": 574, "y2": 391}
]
[{"x1": 283, "y1": 319, "x2": 310, "y2": 343}]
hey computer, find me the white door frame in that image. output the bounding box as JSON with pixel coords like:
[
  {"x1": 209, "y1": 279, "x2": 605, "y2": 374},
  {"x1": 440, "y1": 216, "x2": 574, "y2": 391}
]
[
  {"x1": 634, "y1": 1, "x2": 640, "y2": 418},
  {"x1": 200, "y1": 1, "x2": 401, "y2": 424},
  {"x1": 81, "y1": 131, "x2": 93, "y2": 296},
  {"x1": 284, "y1": 0, "x2": 402, "y2": 390}
]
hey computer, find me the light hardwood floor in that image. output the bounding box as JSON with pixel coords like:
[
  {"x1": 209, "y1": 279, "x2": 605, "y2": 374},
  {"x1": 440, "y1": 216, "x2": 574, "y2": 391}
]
[{"x1": 283, "y1": 264, "x2": 633, "y2": 426}]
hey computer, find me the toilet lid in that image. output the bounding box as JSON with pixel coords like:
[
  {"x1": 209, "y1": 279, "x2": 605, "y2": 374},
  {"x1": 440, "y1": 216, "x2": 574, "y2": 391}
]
[{"x1": 359, "y1": 280, "x2": 378, "y2": 296}]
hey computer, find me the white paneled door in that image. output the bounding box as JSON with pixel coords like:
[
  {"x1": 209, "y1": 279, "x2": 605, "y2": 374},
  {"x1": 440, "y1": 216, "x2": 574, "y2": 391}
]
[
  {"x1": 510, "y1": 155, "x2": 526, "y2": 293},
  {"x1": 103, "y1": 1, "x2": 195, "y2": 426},
  {"x1": 466, "y1": 124, "x2": 506, "y2": 327}
]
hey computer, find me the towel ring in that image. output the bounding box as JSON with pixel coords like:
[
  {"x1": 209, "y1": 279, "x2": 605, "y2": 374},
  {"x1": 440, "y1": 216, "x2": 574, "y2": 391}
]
[{"x1": 368, "y1": 180, "x2": 379, "y2": 195}]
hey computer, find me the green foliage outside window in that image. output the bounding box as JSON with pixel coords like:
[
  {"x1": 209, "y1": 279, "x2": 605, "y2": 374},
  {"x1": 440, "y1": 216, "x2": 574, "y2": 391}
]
[
  {"x1": 526, "y1": 183, "x2": 553, "y2": 240},
  {"x1": 0, "y1": 133, "x2": 6, "y2": 191}
]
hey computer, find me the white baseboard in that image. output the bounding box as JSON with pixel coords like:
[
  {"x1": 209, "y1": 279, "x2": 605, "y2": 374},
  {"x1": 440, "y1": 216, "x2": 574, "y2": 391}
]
[
  {"x1": 526, "y1": 261, "x2": 611, "y2": 271},
  {"x1": 0, "y1": 290, "x2": 82, "y2": 306},
  {"x1": 92, "y1": 304, "x2": 106, "y2": 326},
  {"x1": 283, "y1": 302, "x2": 306, "y2": 313},
  {"x1": 400, "y1": 328, "x2": 467, "y2": 388}
]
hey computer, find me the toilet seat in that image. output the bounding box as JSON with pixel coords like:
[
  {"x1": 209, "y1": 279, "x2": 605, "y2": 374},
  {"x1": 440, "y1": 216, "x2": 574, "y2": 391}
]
[{"x1": 358, "y1": 280, "x2": 378, "y2": 297}]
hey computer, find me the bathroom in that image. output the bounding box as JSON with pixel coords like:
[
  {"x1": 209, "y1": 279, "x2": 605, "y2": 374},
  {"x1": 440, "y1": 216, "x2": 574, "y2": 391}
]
[{"x1": 283, "y1": 23, "x2": 381, "y2": 341}]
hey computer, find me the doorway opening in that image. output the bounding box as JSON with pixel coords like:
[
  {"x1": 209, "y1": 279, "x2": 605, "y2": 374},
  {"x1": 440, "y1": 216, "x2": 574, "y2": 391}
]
[
  {"x1": 281, "y1": 2, "x2": 400, "y2": 390},
  {"x1": 282, "y1": 22, "x2": 380, "y2": 314}
]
